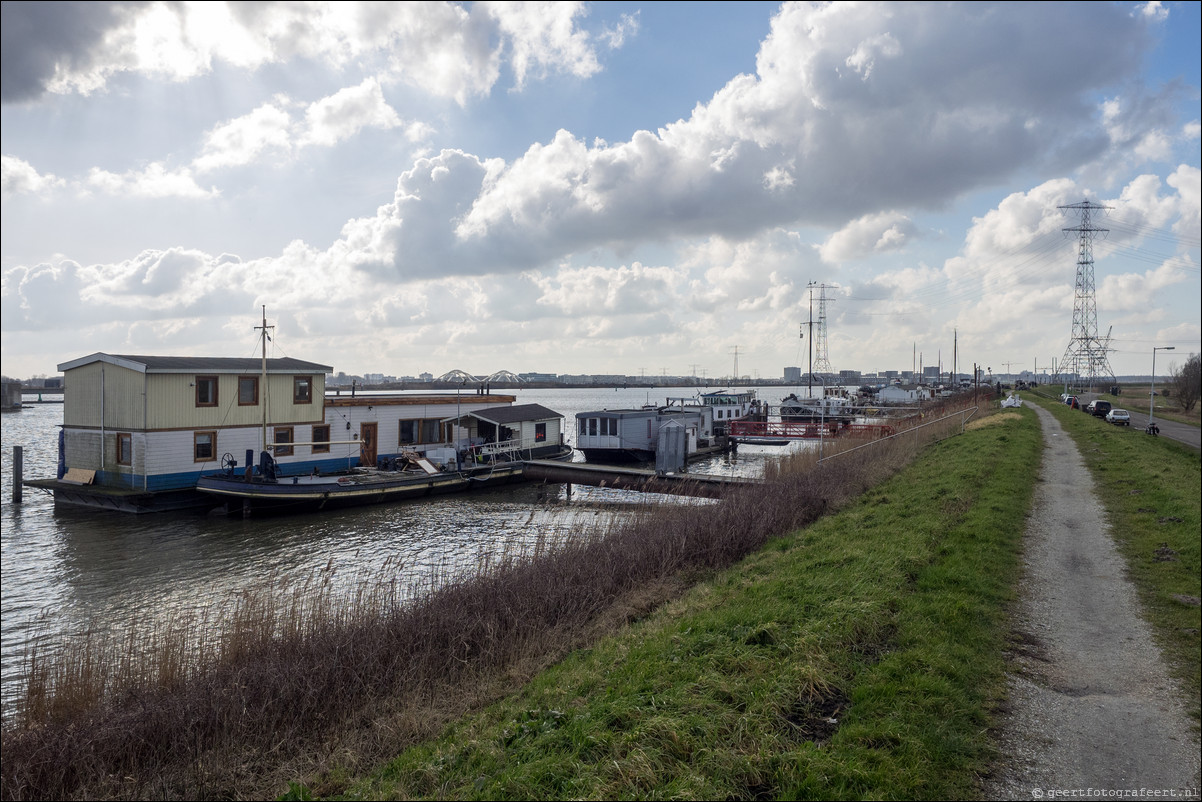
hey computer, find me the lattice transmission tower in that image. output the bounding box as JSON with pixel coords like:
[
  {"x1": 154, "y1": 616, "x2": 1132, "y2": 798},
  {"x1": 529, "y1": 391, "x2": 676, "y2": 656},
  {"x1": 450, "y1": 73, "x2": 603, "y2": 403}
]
[
  {"x1": 812, "y1": 282, "x2": 836, "y2": 375},
  {"x1": 1055, "y1": 200, "x2": 1115, "y2": 387}
]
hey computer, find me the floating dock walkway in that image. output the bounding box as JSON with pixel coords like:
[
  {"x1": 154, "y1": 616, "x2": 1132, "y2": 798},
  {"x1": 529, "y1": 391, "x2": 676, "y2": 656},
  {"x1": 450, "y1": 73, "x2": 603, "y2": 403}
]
[{"x1": 522, "y1": 460, "x2": 757, "y2": 499}]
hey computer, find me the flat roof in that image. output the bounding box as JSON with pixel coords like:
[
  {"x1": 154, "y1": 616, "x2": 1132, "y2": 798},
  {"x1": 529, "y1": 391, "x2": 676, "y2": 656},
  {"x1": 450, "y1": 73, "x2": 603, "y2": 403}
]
[
  {"x1": 58, "y1": 353, "x2": 332, "y2": 374},
  {"x1": 449, "y1": 403, "x2": 563, "y2": 425}
]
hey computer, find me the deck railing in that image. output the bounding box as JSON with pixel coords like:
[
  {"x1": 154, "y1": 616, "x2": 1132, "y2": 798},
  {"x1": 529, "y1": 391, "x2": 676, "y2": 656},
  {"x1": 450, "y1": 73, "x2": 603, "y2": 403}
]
[{"x1": 472, "y1": 433, "x2": 563, "y2": 462}]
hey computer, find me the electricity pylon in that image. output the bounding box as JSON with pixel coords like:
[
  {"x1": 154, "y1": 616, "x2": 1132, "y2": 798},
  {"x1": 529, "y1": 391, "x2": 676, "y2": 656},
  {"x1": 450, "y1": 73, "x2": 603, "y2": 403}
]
[{"x1": 1055, "y1": 200, "x2": 1116, "y2": 388}]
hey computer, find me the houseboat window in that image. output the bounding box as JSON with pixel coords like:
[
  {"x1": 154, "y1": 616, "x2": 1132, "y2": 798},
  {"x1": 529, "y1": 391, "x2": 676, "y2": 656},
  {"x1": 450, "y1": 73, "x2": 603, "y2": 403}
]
[
  {"x1": 535, "y1": 423, "x2": 547, "y2": 442},
  {"x1": 312, "y1": 424, "x2": 330, "y2": 453},
  {"x1": 193, "y1": 431, "x2": 216, "y2": 462},
  {"x1": 602, "y1": 418, "x2": 616, "y2": 436},
  {"x1": 195, "y1": 376, "x2": 218, "y2": 407},
  {"x1": 400, "y1": 418, "x2": 442, "y2": 445},
  {"x1": 116, "y1": 433, "x2": 132, "y2": 465},
  {"x1": 238, "y1": 376, "x2": 259, "y2": 405},
  {"x1": 588, "y1": 418, "x2": 597, "y2": 436},
  {"x1": 293, "y1": 376, "x2": 312, "y2": 404},
  {"x1": 579, "y1": 419, "x2": 587, "y2": 436},
  {"x1": 273, "y1": 427, "x2": 294, "y2": 456}
]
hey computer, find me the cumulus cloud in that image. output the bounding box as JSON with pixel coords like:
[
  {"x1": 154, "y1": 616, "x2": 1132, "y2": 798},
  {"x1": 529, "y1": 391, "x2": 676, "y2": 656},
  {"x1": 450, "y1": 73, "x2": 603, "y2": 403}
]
[
  {"x1": 819, "y1": 212, "x2": 917, "y2": 263},
  {"x1": 425, "y1": 1, "x2": 1161, "y2": 270},
  {"x1": 193, "y1": 102, "x2": 295, "y2": 173},
  {"x1": 298, "y1": 79, "x2": 403, "y2": 148},
  {"x1": 2, "y1": 1, "x2": 610, "y2": 105},
  {"x1": 191, "y1": 79, "x2": 407, "y2": 174},
  {"x1": 1, "y1": 154, "x2": 65, "y2": 197},
  {"x1": 86, "y1": 162, "x2": 218, "y2": 199}
]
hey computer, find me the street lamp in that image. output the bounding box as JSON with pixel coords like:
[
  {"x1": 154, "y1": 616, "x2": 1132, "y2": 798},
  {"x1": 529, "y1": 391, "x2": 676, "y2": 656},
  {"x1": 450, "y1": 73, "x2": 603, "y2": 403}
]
[{"x1": 1148, "y1": 346, "x2": 1175, "y2": 435}]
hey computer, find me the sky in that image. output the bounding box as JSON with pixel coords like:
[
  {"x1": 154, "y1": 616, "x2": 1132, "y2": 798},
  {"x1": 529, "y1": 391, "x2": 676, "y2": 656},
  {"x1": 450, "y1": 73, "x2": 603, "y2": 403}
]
[{"x1": 2, "y1": 0, "x2": 1199, "y2": 382}]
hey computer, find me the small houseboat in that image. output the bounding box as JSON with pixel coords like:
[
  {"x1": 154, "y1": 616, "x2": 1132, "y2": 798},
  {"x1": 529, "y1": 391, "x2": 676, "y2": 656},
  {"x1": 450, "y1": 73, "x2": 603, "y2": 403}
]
[{"x1": 574, "y1": 390, "x2": 760, "y2": 464}]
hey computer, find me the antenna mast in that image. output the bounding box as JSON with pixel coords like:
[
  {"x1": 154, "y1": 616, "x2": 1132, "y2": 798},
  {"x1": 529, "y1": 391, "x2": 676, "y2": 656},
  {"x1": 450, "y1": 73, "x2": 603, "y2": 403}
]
[{"x1": 255, "y1": 306, "x2": 274, "y2": 453}]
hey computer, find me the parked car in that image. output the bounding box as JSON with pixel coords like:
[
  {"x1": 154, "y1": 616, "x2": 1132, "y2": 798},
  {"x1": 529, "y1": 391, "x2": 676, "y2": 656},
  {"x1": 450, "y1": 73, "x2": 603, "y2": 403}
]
[
  {"x1": 1105, "y1": 408, "x2": 1131, "y2": 426},
  {"x1": 1087, "y1": 400, "x2": 1112, "y2": 418},
  {"x1": 1065, "y1": 396, "x2": 1080, "y2": 409}
]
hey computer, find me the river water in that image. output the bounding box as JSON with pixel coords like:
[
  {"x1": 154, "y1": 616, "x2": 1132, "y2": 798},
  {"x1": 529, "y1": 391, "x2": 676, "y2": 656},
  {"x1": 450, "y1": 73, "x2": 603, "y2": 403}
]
[{"x1": 0, "y1": 385, "x2": 814, "y2": 715}]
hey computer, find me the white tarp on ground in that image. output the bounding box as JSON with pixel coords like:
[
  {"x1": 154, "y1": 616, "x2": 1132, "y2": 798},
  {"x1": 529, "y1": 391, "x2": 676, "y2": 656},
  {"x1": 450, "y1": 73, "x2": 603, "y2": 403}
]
[{"x1": 1001, "y1": 395, "x2": 1023, "y2": 408}]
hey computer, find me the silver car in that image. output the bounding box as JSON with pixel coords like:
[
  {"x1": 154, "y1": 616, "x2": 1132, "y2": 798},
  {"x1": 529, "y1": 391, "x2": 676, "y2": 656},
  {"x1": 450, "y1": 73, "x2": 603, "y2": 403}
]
[{"x1": 1105, "y1": 408, "x2": 1131, "y2": 426}]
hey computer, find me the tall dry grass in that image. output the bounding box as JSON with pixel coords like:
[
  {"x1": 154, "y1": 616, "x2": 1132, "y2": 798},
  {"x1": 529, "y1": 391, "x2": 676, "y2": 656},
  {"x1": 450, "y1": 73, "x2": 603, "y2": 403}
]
[{"x1": 0, "y1": 393, "x2": 991, "y2": 801}]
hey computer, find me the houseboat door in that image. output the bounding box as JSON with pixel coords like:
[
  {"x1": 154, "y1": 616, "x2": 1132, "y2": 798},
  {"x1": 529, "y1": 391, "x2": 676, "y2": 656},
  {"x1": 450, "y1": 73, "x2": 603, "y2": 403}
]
[{"x1": 360, "y1": 422, "x2": 378, "y2": 466}]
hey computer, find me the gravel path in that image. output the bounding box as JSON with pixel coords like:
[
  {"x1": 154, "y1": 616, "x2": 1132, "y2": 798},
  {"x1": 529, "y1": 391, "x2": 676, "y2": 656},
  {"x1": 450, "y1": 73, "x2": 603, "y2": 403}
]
[{"x1": 985, "y1": 403, "x2": 1200, "y2": 800}]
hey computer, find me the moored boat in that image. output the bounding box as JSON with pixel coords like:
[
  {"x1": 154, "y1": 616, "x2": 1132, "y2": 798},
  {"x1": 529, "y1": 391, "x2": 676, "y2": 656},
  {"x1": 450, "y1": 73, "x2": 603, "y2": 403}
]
[{"x1": 574, "y1": 389, "x2": 762, "y2": 464}]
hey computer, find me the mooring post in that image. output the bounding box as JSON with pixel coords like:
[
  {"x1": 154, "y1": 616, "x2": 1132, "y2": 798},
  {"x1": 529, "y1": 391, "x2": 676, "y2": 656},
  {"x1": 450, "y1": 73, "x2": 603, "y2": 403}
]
[{"x1": 13, "y1": 446, "x2": 23, "y2": 503}]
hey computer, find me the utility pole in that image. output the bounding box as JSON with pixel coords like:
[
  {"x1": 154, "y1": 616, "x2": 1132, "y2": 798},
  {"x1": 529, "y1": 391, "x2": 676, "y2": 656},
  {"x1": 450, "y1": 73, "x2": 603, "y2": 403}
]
[{"x1": 729, "y1": 345, "x2": 740, "y2": 383}]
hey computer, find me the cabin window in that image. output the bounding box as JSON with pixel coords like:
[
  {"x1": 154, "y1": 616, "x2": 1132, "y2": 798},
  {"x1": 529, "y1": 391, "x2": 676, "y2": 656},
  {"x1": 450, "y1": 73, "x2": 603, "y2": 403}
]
[
  {"x1": 293, "y1": 376, "x2": 312, "y2": 404},
  {"x1": 195, "y1": 376, "x2": 218, "y2": 407},
  {"x1": 601, "y1": 418, "x2": 615, "y2": 436},
  {"x1": 588, "y1": 418, "x2": 597, "y2": 436},
  {"x1": 579, "y1": 419, "x2": 587, "y2": 436},
  {"x1": 400, "y1": 418, "x2": 443, "y2": 445},
  {"x1": 116, "y1": 433, "x2": 132, "y2": 465},
  {"x1": 194, "y1": 431, "x2": 216, "y2": 462},
  {"x1": 312, "y1": 424, "x2": 330, "y2": 453},
  {"x1": 535, "y1": 423, "x2": 547, "y2": 442},
  {"x1": 273, "y1": 427, "x2": 294, "y2": 456},
  {"x1": 238, "y1": 376, "x2": 259, "y2": 405}
]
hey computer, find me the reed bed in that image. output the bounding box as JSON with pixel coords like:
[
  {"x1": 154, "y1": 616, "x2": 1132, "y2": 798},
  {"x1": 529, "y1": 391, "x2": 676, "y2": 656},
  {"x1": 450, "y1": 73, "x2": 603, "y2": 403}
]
[{"x1": 0, "y1": 393, "x2": 991, "y2": 801}]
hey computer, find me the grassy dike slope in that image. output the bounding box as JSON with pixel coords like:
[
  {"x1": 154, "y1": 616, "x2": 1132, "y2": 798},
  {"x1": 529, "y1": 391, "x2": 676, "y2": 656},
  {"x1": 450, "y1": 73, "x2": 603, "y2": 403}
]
[
  {"x1": 324, "y1": 409, "x2": 1043, "y2": 801},
  {"x1": 1027, "y1": 390, "x2": 1201, "y2": 722}
]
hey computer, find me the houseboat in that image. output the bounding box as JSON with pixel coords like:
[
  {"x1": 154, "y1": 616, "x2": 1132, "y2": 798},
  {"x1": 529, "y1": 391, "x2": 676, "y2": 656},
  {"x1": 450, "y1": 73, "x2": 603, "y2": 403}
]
[
  {"x1": 26, "y1": 353, "x2": 568, "y2": 513},
  {"x1": 779, "y1": 387, "x2": 859, "y2": 423},
  {"x1": 574, "y1": 390, "x2": 760, "y2": 464}
]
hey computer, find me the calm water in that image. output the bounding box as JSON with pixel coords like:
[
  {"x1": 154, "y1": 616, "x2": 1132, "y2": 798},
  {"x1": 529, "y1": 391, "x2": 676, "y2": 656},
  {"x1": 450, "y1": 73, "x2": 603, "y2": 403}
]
[{"x1": 0, "y1": 386, "x2": 813, "y2": 714}]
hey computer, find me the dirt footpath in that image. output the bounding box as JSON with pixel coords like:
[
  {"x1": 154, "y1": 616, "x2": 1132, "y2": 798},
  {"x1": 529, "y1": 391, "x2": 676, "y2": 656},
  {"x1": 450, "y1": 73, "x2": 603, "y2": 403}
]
[{"x1": 985, "y1": 404, "x2": 1200, "y2": 800}]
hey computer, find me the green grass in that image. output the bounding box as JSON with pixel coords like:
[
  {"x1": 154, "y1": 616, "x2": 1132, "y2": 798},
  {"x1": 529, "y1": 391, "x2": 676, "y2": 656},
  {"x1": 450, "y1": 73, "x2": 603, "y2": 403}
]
[
  {"x1": 327, "y1": 408, "x2": 1044, "y2": 800},
  {"x1": 1026, "y1": 390, "x2": 1201, "y2": 725}
]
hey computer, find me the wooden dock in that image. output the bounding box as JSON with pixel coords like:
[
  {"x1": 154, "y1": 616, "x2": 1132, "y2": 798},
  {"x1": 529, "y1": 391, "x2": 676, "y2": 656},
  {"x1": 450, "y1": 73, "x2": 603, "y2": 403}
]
[{"x1": 522, "y1": 460, "x2": 757, "y2": 498}]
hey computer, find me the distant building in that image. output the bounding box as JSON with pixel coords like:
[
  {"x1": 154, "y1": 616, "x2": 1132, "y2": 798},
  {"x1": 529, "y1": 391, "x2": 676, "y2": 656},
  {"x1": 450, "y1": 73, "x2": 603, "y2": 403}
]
[{"x1": 783, "y1": 366, "x2": 802, "y2": 383}]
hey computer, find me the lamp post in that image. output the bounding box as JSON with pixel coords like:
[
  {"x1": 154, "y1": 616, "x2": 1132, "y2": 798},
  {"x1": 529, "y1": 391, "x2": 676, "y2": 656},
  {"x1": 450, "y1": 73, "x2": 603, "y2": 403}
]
[{"x1": 1148, "y1": 346, "x2": 1175, "y2": 434}]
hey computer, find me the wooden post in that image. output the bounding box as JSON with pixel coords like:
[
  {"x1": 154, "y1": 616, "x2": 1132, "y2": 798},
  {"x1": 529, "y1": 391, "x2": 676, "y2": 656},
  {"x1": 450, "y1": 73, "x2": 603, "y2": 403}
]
[{"x1": 12, "y1": 446, "x2": 23, "y2": 503}]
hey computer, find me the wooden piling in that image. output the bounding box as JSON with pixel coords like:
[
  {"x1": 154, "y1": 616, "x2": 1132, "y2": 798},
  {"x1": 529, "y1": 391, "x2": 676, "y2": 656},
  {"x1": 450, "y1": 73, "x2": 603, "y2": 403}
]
[{"x1": 13, "y1": 446, "x2": 23, "y2": 503}]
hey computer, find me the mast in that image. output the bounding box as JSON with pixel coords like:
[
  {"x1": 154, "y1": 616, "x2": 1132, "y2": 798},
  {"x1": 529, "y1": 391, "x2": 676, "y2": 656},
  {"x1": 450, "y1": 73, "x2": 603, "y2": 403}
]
[{"x1": 255, "y1": 306, "x2": 273, "y2": 454}]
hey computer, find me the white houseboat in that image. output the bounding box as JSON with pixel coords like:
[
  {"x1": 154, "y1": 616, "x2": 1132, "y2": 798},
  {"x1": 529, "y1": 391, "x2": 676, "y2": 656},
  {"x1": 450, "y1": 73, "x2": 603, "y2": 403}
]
[
  {"x1": 28, "y1": 353, "x2": 567, "y2": 513},
  {"x1": 574, "y1": 390, "x2": 760, "y2": 464}
]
